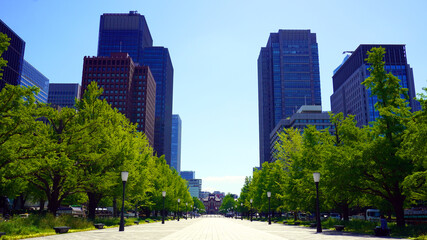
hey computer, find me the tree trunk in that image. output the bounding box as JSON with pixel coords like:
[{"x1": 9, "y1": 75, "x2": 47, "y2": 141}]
[
  {"x1": 47, "y1": 197, "x2": 60, "y2": 216},
  {"x1": 342, "y1": 202, "x2": 350, "y2": 221},
  {"x1": 391, "y1": 197, "x2": 405, "y2": 227},
  {"x1": 87, "y1": 192, "x2": 103, "y2": 220},
  {"x1": 39, "y1": 198, "x2": 45, "y2": 213}
]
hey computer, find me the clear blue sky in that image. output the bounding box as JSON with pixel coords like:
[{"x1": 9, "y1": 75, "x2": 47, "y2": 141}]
[{"x1": 1, "y1": 0, "x2": 426, "y2": 195}]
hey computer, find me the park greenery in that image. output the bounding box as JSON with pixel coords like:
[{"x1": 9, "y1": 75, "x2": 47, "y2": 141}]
[
  {"x1": 237, "y1": 47, "x2": 426, "y2": 231},
  {"x1": 0, "y1": 33, "x2": 198, "y2": 227}
]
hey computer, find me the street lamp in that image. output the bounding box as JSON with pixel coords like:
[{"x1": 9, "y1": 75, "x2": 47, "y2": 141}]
[
  {"x1": 267, "y1": 191, "x2": 271, "y2": 225},
  {"x1": 186, "y1": 203, "x2": 188, "y2": 220},
  {"x1": 250, "y1": 199, "x2": 253, "y2": 222},
  {"x1": 119, "y1": 171, "x2": 129, "y2": 231},
  {"x1": 313, "y1": 172, "x2": 322, "y2": 233},
  {"x1": 241, "y1": 203, "x2": 243, "y2": 220},
  {"x1": 177, "y1": 199, "x2": 180, "y2": 221},
  {"x1": 162, "y1": 191, "x2": 166, "y2": 224}
]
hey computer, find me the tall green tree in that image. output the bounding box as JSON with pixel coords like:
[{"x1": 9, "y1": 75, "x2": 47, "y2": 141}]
[
  {"x1": 219, "y1": 193, "x2": 237, "y2": 213},
  {"x1": 400, "y1": 88, "x2": 427, "y2": 202},
  {"x1": 358, "y1": 47, "x2": 414, "y2": 226},
  {"x1": 321, "y1": 113, "x2": 367, "y2": 220}
]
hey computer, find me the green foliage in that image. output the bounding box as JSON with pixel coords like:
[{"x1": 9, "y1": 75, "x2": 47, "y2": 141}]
[
  {"x1": 219, "y1": 194, "x2": 237, "y2": 213},
  {"x1": 0, "y1": 82, "x2": 193, "y2": 218},
  {"x1": 240, "y1": 47, "x2": 425, "y2": 229},
  {"x1": 192, "y1": 197, "x2": 205, "y2": 213}
]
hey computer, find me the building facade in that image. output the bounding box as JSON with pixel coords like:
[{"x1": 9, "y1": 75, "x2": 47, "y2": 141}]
[
  {"x1": 180, "y1": 171, "x2": 195, "y2": 181},
  {"x1": 20, "y1": 60, "x2": 49, "y2": 103},
  {"x1": 48, "y1": 83, "x2": 81, "y2": 108},
  {"x1": 258, "y1": 29, "x2": 321, "y2": 166},
  {"x1": 0, "y1": 19, "x2": 25, "y2": 90},
  {"x1": 331, "y1": 44, "x2": 420, "y2": 127},
  {"x1": 97, "y1": 11, "x2": 174, "y2": 165},
  {"x1": 81, "y1": 52, "x2": 156, "y2": 145},
  {"x1": 97, "y1": 11, "x2": 153, "y2": 63},
  {"x1": 269, "y1": 105, "x2": 334, "y2": 162},
  {"x1": 202, "y1": 194, "x2": 222, "y2": 214},
  {"x1": 188, "y1": 179, "x2": 202, "y2": 198},
  {"x1": 142, "y1": 47, "x2": 174, "y2": 165},
  {"x1": 171, "y1": 114, "x2": 182, "y2": 173}
]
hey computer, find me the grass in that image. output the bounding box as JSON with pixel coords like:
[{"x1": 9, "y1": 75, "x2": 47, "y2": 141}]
[{"x1": 0, "y1": 214, "x2": 168, "y2": 239}]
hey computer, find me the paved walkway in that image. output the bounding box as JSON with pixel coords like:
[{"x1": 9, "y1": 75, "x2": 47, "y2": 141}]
[{"x1": 30, "y1": 216, "x2": 405, "y2": 240}]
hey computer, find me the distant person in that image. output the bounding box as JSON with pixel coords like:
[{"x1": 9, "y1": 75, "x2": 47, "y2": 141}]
[{"x1": 380, "y1": 215, "x2": 388, "y2": 230}]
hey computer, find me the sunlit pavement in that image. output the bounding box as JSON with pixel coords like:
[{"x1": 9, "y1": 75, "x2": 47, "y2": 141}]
[{"x1": 30, "y1": 215, "x2": 406, "y2": 240}]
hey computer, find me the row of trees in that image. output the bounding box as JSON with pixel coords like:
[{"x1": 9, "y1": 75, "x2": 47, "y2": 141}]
[
  {"x1": 237, "y1": 47, "x2": 426, "y2": 227},
  {"x1": 0, "y1": 33, "x2": 195, "y2": 219}
]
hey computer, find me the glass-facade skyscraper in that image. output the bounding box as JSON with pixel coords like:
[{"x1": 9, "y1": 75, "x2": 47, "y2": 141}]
[
  {"x1": 171, "y1": 114, "x2": 182, "y2": 173},
  {"x1": 20, "y1": 60, "x2": 49, "y2": 103},
  {"x1": 48, "y1": 83, "x2": 81, "y2": 108},
  {"x1": 0, "y1": 19, "x2": 25, "y2": 90},
  {"x1": 180, "y1": 171, "x2": 195, "y2": 181},
  {"x1": 258, "y1": 30, "x2": 321, "y2": 166},
  {"x1": 1, "y1": 20, "x2": 49, "y2": 103},
  {"x1": 331, "y1": 44, "x2": 420, "y2": 126},
  {"x1": 142, "y1": 47, "x2": 174, "y2": 164},
  {"x1": 97, "y1": 11, "x2": 174, "y2": 165},
  {"x1": 97, "y1": 11, "x2": 153, "y2": 63}
]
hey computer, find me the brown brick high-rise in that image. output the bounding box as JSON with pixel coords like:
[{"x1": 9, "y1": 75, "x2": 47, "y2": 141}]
[{"x1": 81, "y1": 52, "x2": 156, "y2": 146}]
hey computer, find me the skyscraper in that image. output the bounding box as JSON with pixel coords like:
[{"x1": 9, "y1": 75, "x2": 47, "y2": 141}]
[
  {"x1": 0, "y1": 19, "x2": 25, "y2": 90},
  {"x1": 142, "y1": 47, "x2": 174, "y2": 165},
  {"x1": 331, "y1": 44, "x2": 419, "y2": 126},
  {"x1": 20, "y1": 60, "x2": 49, "y2": 103},
  {"x1": 81, "y1": 52, "x2": 156, "y2": 146},
  {"x1": 97, "y1": 11, "x2": 153, "y2": 62},
  {"x1": 258, "y1": 30, "x2": 321, "y2": 166},
  {"x1": 171, "y1": 114, "x2": 182, "y2": 173},
  {"x1": 1, "y1": 20, "x2": 50, "y2": 102},
  {"x1": 180, "y1": 171, "x2": 195, "y2": 181},
  {"x1": 48, "y1": 83, "x2": 81, "y2": 108},
  {"x1": 97, "y1": 11, "x2": 174, "y2": 165}
]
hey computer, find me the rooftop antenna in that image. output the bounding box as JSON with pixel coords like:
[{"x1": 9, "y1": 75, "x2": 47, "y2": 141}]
[
  {"x1": 120, "y1": 41, "x2": 122, "y2": 52},
  {"x1": 304, "y1": 96, "x2": 307, "y2": 105},
  {"x1": 342, "y1": 51, "x2": 354, "y2": 54}
]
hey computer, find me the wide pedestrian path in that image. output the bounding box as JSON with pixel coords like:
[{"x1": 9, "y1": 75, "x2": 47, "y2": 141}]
[{"x1": 31, "y1": 215, "x2": 405, "y2": 240}]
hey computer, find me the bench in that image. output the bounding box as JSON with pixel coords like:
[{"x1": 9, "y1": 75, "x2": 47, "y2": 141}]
[
  {"x1": 94, "y1": 223, "x2": 105, "y2": 229},
  {"x1": 294, "y1": 221, "x2": 300, "y2": 225},
  {"x1": 0, "y1": 232, "x2": 6, "y2": 237},
  {"x1": 283, "y1": 221, "x2": 287, "y2": 224},
  {"x1": 134, "y1": 221, "x2": 139, "y2": 225},
  {"x1": 310, "y1": 223, "x2": 317, "y2": 228},
  {"x1": 145, "y1": 220, "x2": 150, "y2": 223},
  {"x1": 53, "y1": 226, "x2": 70, "y2": 234},
  {"x1": 334, "y1": 225, "x2": 345, "y2": 231}
]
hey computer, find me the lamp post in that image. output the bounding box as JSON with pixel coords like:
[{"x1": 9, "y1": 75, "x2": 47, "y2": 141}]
[
  {"x1": 267, "y1": 191, "x2": 271, "y2": 225},
  {"x1": 162, "y1": 191, "x2": 166, "y2": 224},
  {"x1": 177, "y1": 199, "x2": 180, "y2": 221},
  {"x1": 119, "y1": 171, "x2": 128, "y2": 232},
  {"x1": 190, "y1": 205, "x2": 193, "y2": 219},
  {"x1": 250, "y1": 199, "x2": 253, "y2": 222},
  {"x1": 186, "y1": 203, "x2": 188, "y2": 220},
  {"x1": 241, "y1": 203, "x2": 243, "y2": 220},
  {"x1": 313, "y1": 172, "x2": 322, "y2": 233}
]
